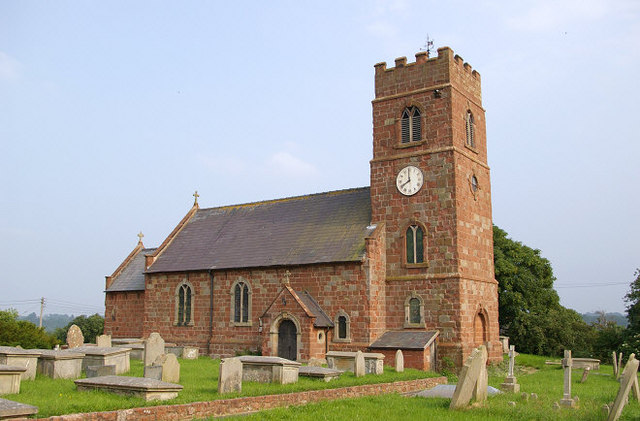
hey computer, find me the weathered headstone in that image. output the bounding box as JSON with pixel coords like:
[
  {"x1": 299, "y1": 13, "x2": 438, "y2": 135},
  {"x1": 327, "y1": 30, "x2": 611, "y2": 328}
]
[
  {"x1": 96, "y1": 334, "x2": 111, "y2": 348},
  {"x1": 144, "y1": 333, "x2": 165, "y2": 367},
  {"x1": 218, "y1": 357, "x2": 242, "y2": 394},
  {"x1": 580, "y1": 367, "x2": 590, "y2": 383},
  {"x1": 395, "y1": 350, "x2": 404, "y2": 373},
  {"x1": 66, "y1": 325, "x2": 84, "y2": 349},
  {"x1": 450, "y1": 345, "x2": 488, "y2": 409},
  {"x1": 500, "y1": 345, "x2": 520, "y2": 393},
  {"x1": 617, "y1": 352, "x2": 623, "y2": 379},
  {"x1": 607, "y1": 354, "x2": 639, "y2": 421},
  {"x1": 182, "y1": 347, "x2": 199, "y2": 360},
  {"x1": 354, "y1": 351, "x2": 365, "y2": 377},
  {"x1": 154, "y1": 353, "x2": 180, "y2": 383},
  {"x1": 143, "y1": 365, "x2": 163, "y2": 380},
  {"x1": 559, "y1": 350, "x2": 575, "y2": 408},
  {"x1": 612, "y1": 351, "x2": 618, "y2": 377}
]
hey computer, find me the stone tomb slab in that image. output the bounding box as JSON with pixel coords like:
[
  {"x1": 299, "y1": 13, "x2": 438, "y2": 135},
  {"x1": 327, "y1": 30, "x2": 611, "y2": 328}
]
[
  {"x1": 326, "y1": 351, "x2": 384, "y2": 375},
  {"x1": 115, "y1": 343, "x2": 144, "y2": 360},
  {"x1": 572, "y1": 358, "x2": 600, "y2": 371},
  {"x1": 165, "y1": 345, "x2": 183, "y2": 358},
  {"x1": 73, "y1": 346, "x2": 131, "y2": 374},
  {"x1": 86, "y1": 365, "x2": 116, "y2": 378},
  {"x1": 298, "y1": 366, "x2": 342, "y2": 382},
  {"x1": 0, "y1": 398, "x2": 38, "y2": 420},
  {"x1": 0, "y1": 347, "x2": 40, "y2": 380},
  {"x1": 0, "y1": 365, "x2": 26, "y2": 395},
  {"x1": 36, "y1": 349, "x2": 85, "y2": 379},
  {"x1": 238, "y1": 356, "x2": 300, "y2": 384},
  {"x1": 75, "y1": 375, "x2": 182, "y2": 402}
]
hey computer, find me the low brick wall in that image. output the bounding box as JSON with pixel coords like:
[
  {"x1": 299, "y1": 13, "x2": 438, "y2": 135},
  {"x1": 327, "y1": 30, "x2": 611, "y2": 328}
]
[{"x1": 31, "y1": 377, "x2": 446, "y2": 420}]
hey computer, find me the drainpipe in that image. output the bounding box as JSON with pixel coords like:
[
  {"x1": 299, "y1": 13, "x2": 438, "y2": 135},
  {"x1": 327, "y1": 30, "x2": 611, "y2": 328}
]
[{"x1": 208, "y1": 269, "x2": 215, "y2": 356}]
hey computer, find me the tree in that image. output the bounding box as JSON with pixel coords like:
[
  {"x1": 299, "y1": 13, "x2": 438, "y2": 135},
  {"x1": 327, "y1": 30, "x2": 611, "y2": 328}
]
[
  {"x1": 493, "y1": 225, "x2": 594, "y2": 357},
  {"x1": 590, "y1": 311, "x2": 624, "y2": 361},
  {"x1": 0, "y1": 309, "x2": 58, "y2": 349},
  {"x1": 621, "y1": 269, "x2": 640, "y2": 355},
  {"x1": 54, "y1": 313, "x2": 104, "y2": 344}
]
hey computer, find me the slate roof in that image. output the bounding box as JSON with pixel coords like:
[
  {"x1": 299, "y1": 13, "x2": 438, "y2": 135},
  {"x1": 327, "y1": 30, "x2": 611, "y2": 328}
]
[
  {"x1": 296, "y1": 290, "x2": 334, "y2": 328},
  {"x1": 369, "y1": 331, "x2": 439, "y2": 350},
  {"x1": 106, "y1": 248, "x2": 156, "y2": 292},
  {"x1": 147, "y1": 187, "x2": 374, "y2": 273}
]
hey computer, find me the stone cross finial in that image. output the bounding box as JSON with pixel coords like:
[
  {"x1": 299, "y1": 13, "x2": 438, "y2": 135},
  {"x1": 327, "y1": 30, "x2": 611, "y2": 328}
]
[
  {"x1": 282, "y1": 270, "x2": 291, "y2": 285},
  {"x1": 193, "y1": 190, "x2": 200, "y2": 205},
  {"x1": 137, "y1": 231, "x2": 144, "y2": 243}
]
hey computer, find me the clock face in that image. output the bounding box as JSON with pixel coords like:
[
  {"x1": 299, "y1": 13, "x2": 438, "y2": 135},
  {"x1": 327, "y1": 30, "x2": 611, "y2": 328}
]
[{"x1": 396, "y1": 165, "x2": 423, "y2": 196}]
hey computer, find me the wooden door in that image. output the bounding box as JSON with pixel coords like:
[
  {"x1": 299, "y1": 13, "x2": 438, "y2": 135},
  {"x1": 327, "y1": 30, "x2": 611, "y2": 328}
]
[{"x1": 278, "y1": 320, "x2": 297, "y2": 361}]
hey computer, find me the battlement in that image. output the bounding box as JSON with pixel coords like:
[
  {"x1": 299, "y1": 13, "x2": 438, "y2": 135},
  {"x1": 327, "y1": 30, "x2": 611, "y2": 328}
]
[{"x1": 374, "y1": 47, "x2": 481, "y2": 102}]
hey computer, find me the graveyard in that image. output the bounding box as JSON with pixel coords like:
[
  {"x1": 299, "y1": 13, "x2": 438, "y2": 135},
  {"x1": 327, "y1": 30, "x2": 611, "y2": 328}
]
[{"x1": 1, "y1": 341, "x2": 640, "y2": 419}]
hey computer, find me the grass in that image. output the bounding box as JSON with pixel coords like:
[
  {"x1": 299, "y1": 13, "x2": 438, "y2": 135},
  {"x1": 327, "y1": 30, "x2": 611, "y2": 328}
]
[
  {"x1": 220, "y1": 354, "x2": 640, "y2": 421},
  {"x1": 5, "y1": 358, "x2": 437, "y2": 418}
]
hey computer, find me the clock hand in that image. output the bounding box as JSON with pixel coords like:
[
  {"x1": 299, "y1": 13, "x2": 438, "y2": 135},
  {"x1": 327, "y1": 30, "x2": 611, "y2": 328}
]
[{"x1": 401, "y1": 179, "x2": 411, "y2": 188}]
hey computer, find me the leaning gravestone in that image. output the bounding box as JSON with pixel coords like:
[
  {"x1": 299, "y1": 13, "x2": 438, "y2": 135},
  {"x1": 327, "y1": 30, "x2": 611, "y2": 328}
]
[
  {"x1": 218, "y1": 357, "x2": 242, "y2": 394},
  {"x1": 612, "y1": 351, "x2": 619, "y2": 377},
  {"x1": 395, "y1": 350, "x2": 404, "y2": 373},
  {"x1": 66, "y1": 325, "x2": 84, "y2": 349},
  {"x1": 96, "y1": 334, "x2": 111, "y2": 348},
  {"x1": 450, "y1": 345, "x2": 488, "y2": 409},
  {"x1": 144, "y1": 333, "x2": 165, "y2": 367},
  {"x1": 607, "y1": 354, "x2": 639, "y2": 421},
  {"x1": 354, "y1": 351, "x2": 365, "y2": 377},
  {"x1": 154, "y1": 353, "x2": 180, "y2": 384}
]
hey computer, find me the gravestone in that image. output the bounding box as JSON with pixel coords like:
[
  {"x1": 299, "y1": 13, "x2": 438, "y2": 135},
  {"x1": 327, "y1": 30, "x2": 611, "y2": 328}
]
[
  {"x1": 66, "y1": 325, "x2": 84, "y2": 348},
  {"x1": 617, "y1": 353, "x2": 623, "y2": 379},
  {"x1": 154, "y1": 353, "x2": 180, "y2": 383},
  {"x1": 354, "y1": 351, "x2": 365, "y2": 377},
  {"x1": 395, "y1": 350, "x2": 404, "y2": 373},
  {"x1": 144, "y1": 333, "x2": 165, "y2": 367},
  {"x1": 559, "y1": 350, "x2": 575, "y2": 408},
  {"x1": 96, "y1": 334, "x2": 111, "y2": 348},
  {"x1": 182, "y1": 347, "x2": 199, "y2": 360},
  {"x1": 308, "y1": 357, "x2": 326, "y2": 367},
  {"x1": 612, "y1": 351, "x2": 618, "y2": 377},
  {"x1": 500, "y1": 345, "x2": 520, "y2": 393},
  {"x1": 450, "y1": 345, "x2": 488, "y2": 409},
  {"x1": 218, "y1": 357, "x2": 242, "y2": 394},
  {"x1": 580, "y1": 367, "x2": 590, "y2": 383},
  {"x1": 143, "y1": 365, "x2": 163, "y2": 380},
  {"x1": 607, "y1": 354, "x2": 639, "y2": 421}
]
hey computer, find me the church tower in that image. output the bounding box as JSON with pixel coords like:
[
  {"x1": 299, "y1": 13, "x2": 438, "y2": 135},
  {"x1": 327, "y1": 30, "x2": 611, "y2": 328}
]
[{"x1": 370, "y1": 47, "x2": 501, "y2": 365}]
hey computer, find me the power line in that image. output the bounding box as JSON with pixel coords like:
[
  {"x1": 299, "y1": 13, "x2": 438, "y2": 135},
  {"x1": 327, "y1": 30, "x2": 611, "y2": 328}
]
[{"x1": 555, "y1": 282, "x2": 629, "y2": 289}]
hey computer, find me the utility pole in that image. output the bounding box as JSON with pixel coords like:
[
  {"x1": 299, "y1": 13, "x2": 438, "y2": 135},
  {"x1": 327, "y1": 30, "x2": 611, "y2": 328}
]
[{"x1": 39, "y1": 297, "x2": 45, "y2": 329}]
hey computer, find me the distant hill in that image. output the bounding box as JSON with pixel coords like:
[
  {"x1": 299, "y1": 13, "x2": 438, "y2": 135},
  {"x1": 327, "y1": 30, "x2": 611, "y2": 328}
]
[
  {"x1": 581, "y1": 312, "x2": 628, "y2": 327},
  {"x1": 19, "y1": 313, "x2": 75, "y2": 333}
]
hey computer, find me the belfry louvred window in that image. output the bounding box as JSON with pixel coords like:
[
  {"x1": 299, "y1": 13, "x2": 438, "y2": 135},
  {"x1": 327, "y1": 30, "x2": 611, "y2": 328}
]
[
  {"x1": 401, "y1": 106, "x2": 421, "y2": 143},
  {"x1": 406, "y1": 225, "x2": 424, "y2": 264}
]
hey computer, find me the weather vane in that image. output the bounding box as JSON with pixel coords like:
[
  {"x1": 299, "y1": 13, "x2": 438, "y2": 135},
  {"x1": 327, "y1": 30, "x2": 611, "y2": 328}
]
[{"x1": 420, "y1": 35, "x2": 435, "y2": 57}]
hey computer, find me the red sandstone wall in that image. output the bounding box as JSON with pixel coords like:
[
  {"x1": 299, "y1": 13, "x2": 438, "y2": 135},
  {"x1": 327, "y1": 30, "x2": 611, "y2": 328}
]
[{"x1": 104, "y1": 291, "x2": 145, "y2": 338}]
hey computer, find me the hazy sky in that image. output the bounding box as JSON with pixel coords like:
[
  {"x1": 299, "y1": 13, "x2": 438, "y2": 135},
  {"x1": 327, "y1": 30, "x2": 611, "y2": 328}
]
[{"x1": 1, "y1": 1, "x2": 638, "y2": 318}]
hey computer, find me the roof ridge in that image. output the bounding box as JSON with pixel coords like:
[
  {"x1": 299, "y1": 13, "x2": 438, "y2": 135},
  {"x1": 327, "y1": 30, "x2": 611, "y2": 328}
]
[{"x1": 199, "y1": 186, "x2": 370, "y2": 212}]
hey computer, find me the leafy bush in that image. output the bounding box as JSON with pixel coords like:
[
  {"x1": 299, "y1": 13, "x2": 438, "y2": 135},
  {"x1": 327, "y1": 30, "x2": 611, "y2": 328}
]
[{"x1": 0, "y1": 309, "x2": 58, "y2": 348}]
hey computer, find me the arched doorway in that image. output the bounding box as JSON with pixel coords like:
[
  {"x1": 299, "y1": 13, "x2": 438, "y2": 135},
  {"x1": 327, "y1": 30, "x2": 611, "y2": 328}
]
[
  {"x1": 473, "y1": 312, "x2": 487, "y2": 346},
  {"x1": 278, "y1": 319, "x2": 297, "y2": 360}
]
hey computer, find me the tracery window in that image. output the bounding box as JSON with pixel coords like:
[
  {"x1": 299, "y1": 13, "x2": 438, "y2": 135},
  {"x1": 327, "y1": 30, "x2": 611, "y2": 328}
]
[
  {"x1": 401, "y1": 106, "x2": 422, "y2": 143},
  {"x1": 175, "y1": 282, "x2": 193, "y2": 326},
  {"x1": 233, "y1": 281, "x2": 250, "y2": 323},
  {"x1": 406, "y1": 225, "x2": 424, "y2": 264}
]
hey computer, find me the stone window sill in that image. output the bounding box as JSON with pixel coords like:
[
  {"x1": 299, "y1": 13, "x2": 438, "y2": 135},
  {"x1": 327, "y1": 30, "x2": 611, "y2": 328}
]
[
  {"x1": 394, "y1": 139, "x2": 427, "y2": 149},
  {"x1": 173, "y1": 322, "x2": 194, "y2": 327},
  {"x1": 404, "y1": 322, "x2": 426, "y2": 329},
  {"x1": 465, "y1": 144, "x2": 479, "y2": 154},
  {"x1": 404, "y1": 262, "x2": 429, "y2": 269},
  {"x1": 231, "y1": 321, "x2": 253, "y2": 327},
  {"x1": 332, "y1": 338, "x2": 351, "y2": 343}
]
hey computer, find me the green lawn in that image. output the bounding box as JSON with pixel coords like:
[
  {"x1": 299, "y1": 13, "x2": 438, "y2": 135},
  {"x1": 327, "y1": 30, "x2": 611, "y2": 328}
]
[
  {"x1": 222, "y1": 354, "x2": 640, "y2": 421},
  {"x1": 6, "y1": 358, "x2": 437, "y2": 418}
]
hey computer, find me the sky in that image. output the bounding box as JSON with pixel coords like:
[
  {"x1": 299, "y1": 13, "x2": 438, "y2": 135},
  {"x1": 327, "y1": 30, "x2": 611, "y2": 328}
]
[{"x1": 1, "y1": 0, "x2": 638, "y2": 318}]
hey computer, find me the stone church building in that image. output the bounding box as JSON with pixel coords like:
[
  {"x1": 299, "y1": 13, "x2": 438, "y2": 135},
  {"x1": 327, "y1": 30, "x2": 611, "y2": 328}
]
[{"x1": 104, "y1": 47, "x2": 501, "y2": 369}]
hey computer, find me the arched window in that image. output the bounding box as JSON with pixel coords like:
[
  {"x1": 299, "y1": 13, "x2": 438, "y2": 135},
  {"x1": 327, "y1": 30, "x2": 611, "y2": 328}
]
[
  {"x1": 337, "y1": 316, "x2": 347, "y2": 339},
  {"x1": 175, "y1": 282, "x2": 193, "y2": 326},
  {"x1": 333, "y1": 310, "x2": 351, "y2": 342},
  {"x1": 401, "y1": 106, "x2": 421, "y2": 143},
  {"x1": 465, "y1": 110, "x2": 475, "y2": 148},
  {"x1": 404, "y1": 293, "x2": 425, "y2": 328},
  {"x1": 233, "y1": 281, "x2": 250, "y2": 323},
  {"x1": 406, "y1": 225, "x2": 424, "y2": 264}
]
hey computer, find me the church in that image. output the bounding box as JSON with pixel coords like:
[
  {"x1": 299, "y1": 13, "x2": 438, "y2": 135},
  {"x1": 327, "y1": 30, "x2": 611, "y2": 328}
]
[{"x1": 104, "y1": 47, "x2": 501, "y2": 369}]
